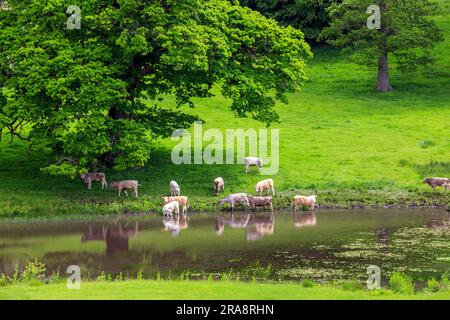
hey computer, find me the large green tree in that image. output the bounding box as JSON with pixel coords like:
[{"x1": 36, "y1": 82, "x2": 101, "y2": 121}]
[
  {"x1": 0, "y1": 0, "x2": 311, "y2": 174},
  {"x1": 321, "y1": 0, "x2": 443, "y2": 92},
  {"x1": 240, "y1": 0, "x2": 339, "y2": 42}
]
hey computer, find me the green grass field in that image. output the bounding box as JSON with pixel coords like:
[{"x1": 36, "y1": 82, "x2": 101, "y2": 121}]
[
  {"x1": 1, "y1": 280, "x2": 450, "y2": 300},
  {"x1": 0, "y1": 2, "x2": 449, "y2": 218}
]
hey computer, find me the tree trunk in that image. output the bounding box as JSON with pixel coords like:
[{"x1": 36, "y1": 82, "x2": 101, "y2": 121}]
[{"x1": 376, "y1": 53, "x2": 392, "y2": 92}]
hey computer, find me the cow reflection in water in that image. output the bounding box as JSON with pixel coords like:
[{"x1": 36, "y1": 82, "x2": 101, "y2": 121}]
[
  {"x1": 427, "y1": 217, "x2": 450, "y2": 231},
  {"x1": 163, "y1": 214, "x2": 189, "y2": 237},
  {"x1": 81, "y1": 222, "x2": 139, "y2": 255},
  {"x1": 293, "y1": 212, "x2": 317, "y2": 228},
  {"x1": 215, "y1": 213, "x2": 275, "y2": 241}
]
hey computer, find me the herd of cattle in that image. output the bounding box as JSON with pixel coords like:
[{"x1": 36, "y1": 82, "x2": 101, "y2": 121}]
[{"x1": 79, "y1": 157, "x2": 450, "y2": 216}]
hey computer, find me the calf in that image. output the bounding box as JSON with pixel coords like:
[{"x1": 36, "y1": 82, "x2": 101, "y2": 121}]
[
  {"x1": 245, "y1": 157, "x2": 263, "y2": 173},
  {"x1": 80, "y1": 172, "x2": 107, "y2": 190},
  {"x1": 214, "y1": 177, "x2": 225, "y2": 195},
  {"x1": 169, "y1": 180, "x2": 181, "y2": 196},
  {"x1": 255, "y1": 179, "x2": 275, "y2": 196},
  {"x1": 423, "y1": 177, "x2": 450, "y2": 192},
  {"x1": 293, "y1": 195, "x2": 317, "y2": 211},
  {"x1": 162, "y1": 201, "x2": 180, "y2": 216},
  {"x1": 248, "y1": 195, "x2": 273, "y2": 211},
  {"x1": 163, "y1": 196, "x2": 189, "y2": 214},
  {"x1": 110, "y1": 180, "x2": 140, "y2": 197},
  {"x1": 219, "y1": 193, "x2": 250, "y2": 210}
]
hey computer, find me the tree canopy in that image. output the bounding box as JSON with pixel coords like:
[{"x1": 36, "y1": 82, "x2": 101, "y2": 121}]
[
  {"x1": 321, "y1": 0, "x2": 444, "y2": 91},
  {"x1": 0, "y1": 0, "x2": 312, "y2": 174},
  {"x1": 240, "y1": 0, "x2": 338, "y2": 42}
]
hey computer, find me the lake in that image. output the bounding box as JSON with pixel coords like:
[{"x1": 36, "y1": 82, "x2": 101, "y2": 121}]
[{"x1": 1, "y1": 209, "x2": 450, "y2": 284}]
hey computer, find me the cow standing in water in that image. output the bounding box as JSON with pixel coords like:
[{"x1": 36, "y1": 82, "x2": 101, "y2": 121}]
[{"x1": 293, "y1": 195, "x2": 317, "y2": 211}]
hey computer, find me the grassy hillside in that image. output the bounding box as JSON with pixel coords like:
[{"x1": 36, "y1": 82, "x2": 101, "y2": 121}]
[{"x1": 0, "y1": 2, "x2": 449, "y2": 218}]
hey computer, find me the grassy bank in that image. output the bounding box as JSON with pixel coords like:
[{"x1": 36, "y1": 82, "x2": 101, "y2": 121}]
[
  {"x1": 0, "y1": 3, "x2": 448, "y2": 219},
  {"x1": 1, "y1": 280, "x2": 450, "y2": 300}
]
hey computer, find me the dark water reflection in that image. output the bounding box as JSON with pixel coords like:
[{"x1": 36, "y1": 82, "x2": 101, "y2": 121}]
[{"x1": 1, "y1": 209, "x2": 450, "y2": 283}]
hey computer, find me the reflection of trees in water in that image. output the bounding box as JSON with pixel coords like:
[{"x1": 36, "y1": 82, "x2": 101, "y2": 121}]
[
  {"x1": 215, "y1": 212, "x2": 275, "y2": 241},
  {"x1": 81, "y1": 222, "x2": 139, "y2": 256}
]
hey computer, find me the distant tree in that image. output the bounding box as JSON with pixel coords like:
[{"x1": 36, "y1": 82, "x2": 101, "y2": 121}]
[
  {"x1": 321, "y1": 0, "x2": 444, "y2": 92},
  {"x1": 0, "y1": 0, "x2": 311, "y2": 175},
  {"x1": 240, "y1": 0, "x2": 339, "y2": 42}
]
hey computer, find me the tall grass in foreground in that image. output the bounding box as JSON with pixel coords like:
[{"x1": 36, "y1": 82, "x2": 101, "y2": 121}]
[{"x1": 2, "y1": 258, "x2": 450, "y2": 296}]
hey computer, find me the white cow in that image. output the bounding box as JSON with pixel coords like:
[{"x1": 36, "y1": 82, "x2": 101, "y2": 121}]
[
  {"x1": 163, "y1": 201, "x2": 180, "y2": 216},
  {"x1": 219, "y1": 193, "x2": 250, "y2": 210},
  {"x1": 244, "y1": 157, "x2": 263, "y2": 173},
  {"x1": 169, "y1": 180, "x2": 181, "y2": 196}
]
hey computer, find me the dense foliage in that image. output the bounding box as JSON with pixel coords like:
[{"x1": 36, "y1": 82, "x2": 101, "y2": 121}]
[
  {"x1": 320, "y1": 0, "x2": 444, "y2": 91},
  {"x1": 0, "y1": 0, "x2": 311, "y2": 174},
  {"x1": 240, "y1": 0, "x2": 339, "y2": 42}
]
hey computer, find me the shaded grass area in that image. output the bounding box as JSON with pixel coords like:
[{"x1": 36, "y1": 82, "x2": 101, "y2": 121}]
[
  {"x1": 1, "y1": 280, "x2": 450, "y2": 300},
  {"x1": 0, "y1": 3, "x2": 448, "y2": 218}
]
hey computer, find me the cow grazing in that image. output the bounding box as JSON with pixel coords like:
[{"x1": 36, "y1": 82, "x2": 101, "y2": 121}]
[
  {"x1": 214, "y1": 177, "x2": 225, "y2": 195},
  {"x1": 248, "y1": 195, "x2": 273, "y2": 211},
  {"x1": 80, "y1": 172, "x2": 107, "y2": 190},
  {"x1": 423, "y1": 177, "x2": 450, "y2": 192},
  {"x1": 255, "y1": 179, "x2": 275, "y2": 196},
  {"x1": 163, "y1": 201, "x2": 180, "y2": 216},
  {"x1": 219, "y1": 193, "x2": 250, "y2": 210},
  {"x1": 169, "y1": 180, "x2": 181, "y2": 196},
  {"x1": 245, "y1": 157, "x2": 263, "y2": 173},
  {"x1": 163, "y1": 196, "x2": 189, "y2": 214},
  {"x1": 293, "y1": 195, "x2": 317, "y2": 211},
  {"x1": 110, "y1": 180, "x2": 140, "y2": 197}
]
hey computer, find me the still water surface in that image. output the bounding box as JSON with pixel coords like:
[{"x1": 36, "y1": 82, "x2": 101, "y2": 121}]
[{"x1": 1, "y1": 209, "x2": 450, "y2": 283}]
